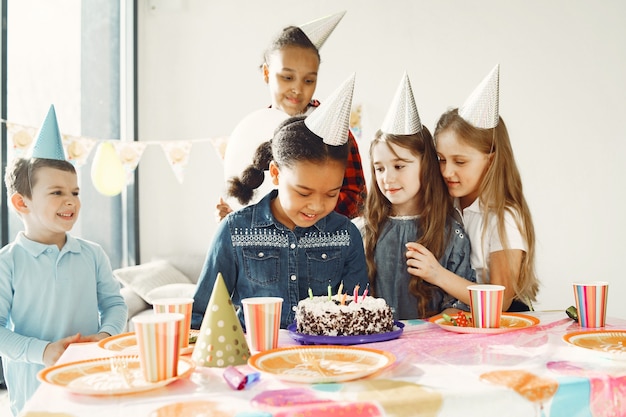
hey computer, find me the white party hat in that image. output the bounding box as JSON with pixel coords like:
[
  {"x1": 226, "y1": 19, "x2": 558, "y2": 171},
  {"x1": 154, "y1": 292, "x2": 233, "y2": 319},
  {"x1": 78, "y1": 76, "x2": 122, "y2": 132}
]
[
  {"x1": 304, "y1": 73, "x2": 355, "y2": 146},
  {"x1": 31, "y1": 104, "x2": 66, "y2": 160},
  {"x1": 458, "y1": 64, "x2": 500, "y2": 129},
  {"x1": 380, "y1": 72, "x2": 422, "y2": 135},
  {"x1": 299, "y1": 11, "x2": 346, "y2": 50}
]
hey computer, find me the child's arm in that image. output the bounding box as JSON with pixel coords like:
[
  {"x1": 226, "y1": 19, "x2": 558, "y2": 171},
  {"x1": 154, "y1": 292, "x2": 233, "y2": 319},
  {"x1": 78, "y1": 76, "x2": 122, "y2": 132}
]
[
  {"x1": 192, "y1": 218, "x2": 238, "y2": 329},
  {"x1": 42, "y1": 333, "x2": 82, "y2": 367},
  {"x1": 405, "y1": 242, "x2": 474, "y2": 306},
  {"x1": 486, "y1": 249, "x2": 524, "y2": 311},
  {"x1": 335, "y1": 132, "x2": 366, "y2": 219},
  {"x1": 93, "y1": 245, "x2": 128, "y2": 336},
  {"x1": 338, "y1": 221, "x2": 369, "y2": 291}
]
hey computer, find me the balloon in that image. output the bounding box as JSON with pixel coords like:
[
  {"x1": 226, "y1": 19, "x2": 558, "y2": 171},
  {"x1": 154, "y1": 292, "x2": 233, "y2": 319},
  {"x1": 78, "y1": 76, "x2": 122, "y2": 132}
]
[
  {"x1": 90, "y1": 141, "x2": 126, "y2": 196},
  {"x1": 222, "y1": 108, "x2": 289, "y2": 209}
]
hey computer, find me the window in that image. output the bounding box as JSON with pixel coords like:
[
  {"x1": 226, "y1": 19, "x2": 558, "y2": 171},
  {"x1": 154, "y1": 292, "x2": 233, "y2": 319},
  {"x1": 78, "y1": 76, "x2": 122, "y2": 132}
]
[{"x1": 0, "y1": 0, "x2": 137, "y2": 268}]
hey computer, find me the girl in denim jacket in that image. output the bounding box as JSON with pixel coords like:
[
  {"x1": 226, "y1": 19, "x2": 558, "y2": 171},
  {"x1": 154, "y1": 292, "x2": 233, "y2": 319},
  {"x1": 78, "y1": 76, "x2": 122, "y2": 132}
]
[{"x1": 193, "y1": 76, "x2": 366, "y2": 330}]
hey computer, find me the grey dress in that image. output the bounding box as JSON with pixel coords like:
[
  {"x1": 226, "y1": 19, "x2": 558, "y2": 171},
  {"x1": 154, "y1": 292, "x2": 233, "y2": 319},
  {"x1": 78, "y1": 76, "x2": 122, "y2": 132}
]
[{"x1": 370, "y1": 216, "x2": 475, "y2": 320}]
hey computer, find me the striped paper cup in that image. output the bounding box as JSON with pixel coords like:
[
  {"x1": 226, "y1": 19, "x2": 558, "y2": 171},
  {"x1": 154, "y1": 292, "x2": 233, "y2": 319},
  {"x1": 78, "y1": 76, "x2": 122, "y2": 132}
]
[
  {"x1": 573, "y1": 281, "x2": 608, "y2": 328},
  {"x1": 152, "y1": 298, "x2": 194, "y2": 348},
  {"x1": 241, "y1": 297, "x2": 283, "y2": 352},
  {"x1": 468, "y1": 284, "x2": 505, "y2": 328},
  {"x1": 132, "y1": 312, "x2": 183, "y2": 382}
]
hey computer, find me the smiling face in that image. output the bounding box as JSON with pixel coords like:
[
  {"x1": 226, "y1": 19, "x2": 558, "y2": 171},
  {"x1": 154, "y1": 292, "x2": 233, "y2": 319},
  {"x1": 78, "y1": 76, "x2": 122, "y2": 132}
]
[
  {"x1": 435, "y1": 129, "x2": 491, "y2": 209},
  {"x1": 372, "y1": 141, "x2": 422, "y2": 216},
  {"x1": 263, "y1": 46, "x2": 319, "y2": 116},
  {"x1": 16, "y1": 166, "x2": 80, "y2": 247},
  {"x1": 269, "y1": 159, "x2": 344, "y2": 229}
]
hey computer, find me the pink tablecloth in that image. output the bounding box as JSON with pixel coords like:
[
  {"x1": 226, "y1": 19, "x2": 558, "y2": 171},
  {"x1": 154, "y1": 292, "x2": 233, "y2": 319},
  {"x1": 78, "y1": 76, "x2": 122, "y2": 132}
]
[{"x1": 20, "y1": 311, "x2": 626, "y2": 417}]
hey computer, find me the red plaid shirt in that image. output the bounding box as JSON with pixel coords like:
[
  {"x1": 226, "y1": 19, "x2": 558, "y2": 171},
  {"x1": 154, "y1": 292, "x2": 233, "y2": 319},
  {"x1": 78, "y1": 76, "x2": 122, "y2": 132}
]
[{"x1": 308, "y1": 100, "x2": 366, "y2": 218}]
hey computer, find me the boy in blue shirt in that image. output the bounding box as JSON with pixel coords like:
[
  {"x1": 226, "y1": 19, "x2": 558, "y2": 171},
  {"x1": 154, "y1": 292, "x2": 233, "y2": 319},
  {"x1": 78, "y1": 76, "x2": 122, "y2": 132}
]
[{"x1": 0, "y1": 105, "x2": 127, "y2": 415}]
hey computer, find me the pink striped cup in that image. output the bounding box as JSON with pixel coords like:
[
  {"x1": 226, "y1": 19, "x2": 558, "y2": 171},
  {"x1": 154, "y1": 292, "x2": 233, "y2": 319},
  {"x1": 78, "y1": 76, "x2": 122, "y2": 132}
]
[
  {"x1": 468, "y1": 284, "x2": 505, "y2": 328},
  {"x1": 241, "y1": 297, "x2": 283, "y2": 352},
  {"x1": 152, "y1": 297, "x2": 194, "y2": 348},
  {"x1": 573, "y1": 281, "x2": 608, "y2": 328},
  {"x1": 131, "y1": 312, "x2": 183, "y2": 382}
]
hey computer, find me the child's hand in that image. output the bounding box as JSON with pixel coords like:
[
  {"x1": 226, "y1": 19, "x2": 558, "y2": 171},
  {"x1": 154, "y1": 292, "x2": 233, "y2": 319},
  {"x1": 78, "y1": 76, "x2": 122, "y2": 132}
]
[
  {"x1": 405, "y1": 242, "x2": 443, "y2": 283},
  {"x1": 215, "y1": 197, "x2": 233, "y2": 222},
  {"x1": 43, "y1": 333, "x2": 82, "y2": 366}
]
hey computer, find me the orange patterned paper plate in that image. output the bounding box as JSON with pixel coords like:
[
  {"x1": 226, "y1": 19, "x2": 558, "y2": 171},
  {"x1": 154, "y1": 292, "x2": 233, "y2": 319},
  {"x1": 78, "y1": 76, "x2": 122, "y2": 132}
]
[
  {"x1": 429, "y1": 313, "x2": 540, "y2": 334},
  {"x1": 563, "y1": 330, "x2": 626, "y2": 360},
  {"x1": 248, "y1": 345, "x2": 395, "y2": 383},
  {"x1": 37, "y1": 355, "x2": 195, "y2": 395},
  {"x1": 98, "y1": 330, "x2": 199, "y2": 355}
]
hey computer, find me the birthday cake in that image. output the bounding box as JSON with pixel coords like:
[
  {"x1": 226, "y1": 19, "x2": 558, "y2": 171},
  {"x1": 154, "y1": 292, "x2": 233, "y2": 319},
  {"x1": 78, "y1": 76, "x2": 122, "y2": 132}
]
[{"x1": 295, "y1": 294, "x2": 394, "y2": 336}]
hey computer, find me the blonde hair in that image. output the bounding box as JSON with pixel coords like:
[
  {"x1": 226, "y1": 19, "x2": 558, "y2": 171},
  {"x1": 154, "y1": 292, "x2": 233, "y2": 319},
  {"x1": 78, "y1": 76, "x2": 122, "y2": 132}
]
[
  {"x1": 434, "y1": 109, "x2": 539, "y2": 304},
  {"x1": 363, "y1": 128, "x2": 452, "y2": 317}
]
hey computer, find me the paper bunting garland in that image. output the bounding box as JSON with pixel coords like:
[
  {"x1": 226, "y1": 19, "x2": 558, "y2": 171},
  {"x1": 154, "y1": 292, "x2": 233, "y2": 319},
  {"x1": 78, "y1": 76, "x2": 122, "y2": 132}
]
[
  {"x1": 5, "y1": 122, "x2": 36, "y2": 164},
  {"x1": 64, "y1": 135, "x2": 97, "y2": 167},
  {"x1": 113, "y1": 141, "x2": 148, "y2": 183},
  {"x1": 0, "y1": 119, "x2": 220, "y2": 195},
  {"x1": 160, "y1": 140, "x2": 193, "y2": 184}
]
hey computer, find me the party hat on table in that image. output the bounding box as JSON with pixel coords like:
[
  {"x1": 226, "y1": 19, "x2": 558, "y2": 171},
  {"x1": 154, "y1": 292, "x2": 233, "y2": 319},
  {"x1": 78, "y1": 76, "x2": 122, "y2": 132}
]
[
  {"x1": 459, "y1": 64, "x2": 500, "y2": 129},
  {"x1": 300, "y1": 10, "x2": 346, "y2": 50},
  {"x1": 380, "y1": 71, "x2": 423, "y2": 135},
  {"x1": 191, "y1": 273, "x2": 250, "y2": 368},
  {"x1": 304, "y1": 73, "x2": 355, "y2": 146},
  {"x1": 31, "y1": 104, "x2": 66, "y2": 160}
]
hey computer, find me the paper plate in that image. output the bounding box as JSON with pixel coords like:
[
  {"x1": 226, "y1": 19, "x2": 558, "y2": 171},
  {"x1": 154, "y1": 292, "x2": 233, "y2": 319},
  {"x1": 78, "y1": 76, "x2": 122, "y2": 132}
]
[
  {"x1": 287, "y1": 321, "x2": 404, "y2": 345},
  {"x1": 248, "y1": 345, "x2": 395, "y2": 383},
  {"x1": 38, "y1": 355, "x2": 195, "y2": 395},
  {"x1": 429, "y1": 313, "x2": 539, "y2": 334},
  {"x1": 98, "y1": 330, "x2": 199, "y2": 355},
  {"x1": 563, "y1": 330, "x2": 626, "y2": 360}
]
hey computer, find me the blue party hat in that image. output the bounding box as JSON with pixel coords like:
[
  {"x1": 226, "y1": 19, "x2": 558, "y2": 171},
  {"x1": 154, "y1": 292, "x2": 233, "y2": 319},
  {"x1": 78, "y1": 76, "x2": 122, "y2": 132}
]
[{"x1": 31, "y1": 105, "x2": 66, "y2": 160}]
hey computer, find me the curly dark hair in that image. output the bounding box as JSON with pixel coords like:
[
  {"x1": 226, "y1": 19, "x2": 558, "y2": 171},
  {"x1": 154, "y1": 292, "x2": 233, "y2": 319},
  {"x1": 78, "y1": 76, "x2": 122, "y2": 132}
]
[{"x1": 227, "y1": 116, "x2": 348, "y2": 204}]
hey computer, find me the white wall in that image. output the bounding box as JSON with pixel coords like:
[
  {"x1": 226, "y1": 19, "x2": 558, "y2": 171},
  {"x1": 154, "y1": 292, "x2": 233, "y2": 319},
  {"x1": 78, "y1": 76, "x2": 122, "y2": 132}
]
[{"x1": 137, "y1": 0, "x2": 626, "y2": 318}]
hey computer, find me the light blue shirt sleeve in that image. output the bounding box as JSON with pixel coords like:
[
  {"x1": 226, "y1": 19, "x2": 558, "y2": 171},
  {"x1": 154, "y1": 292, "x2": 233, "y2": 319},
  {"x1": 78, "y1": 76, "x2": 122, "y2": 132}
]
[{"x1": 0, "y1": 232, "x2": 127, "y2": 414}]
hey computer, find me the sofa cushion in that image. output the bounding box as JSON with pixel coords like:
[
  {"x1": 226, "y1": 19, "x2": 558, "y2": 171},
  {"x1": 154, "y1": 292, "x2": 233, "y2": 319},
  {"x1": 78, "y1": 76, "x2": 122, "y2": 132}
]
[
  {"x1": 114, "y1": 260, "x2": 192, "y2": 303},
  {"x1": 145, "y1": 283, "x2": 197, "y2": 304},
  {"x1": 151, "y1": 253, "x2": 206, "y2": 284}
]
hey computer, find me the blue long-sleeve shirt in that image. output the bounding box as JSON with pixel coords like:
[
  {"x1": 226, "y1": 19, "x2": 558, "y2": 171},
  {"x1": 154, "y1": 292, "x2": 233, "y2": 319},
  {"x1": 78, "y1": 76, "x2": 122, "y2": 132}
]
[
  {"x1": 192, "y1": 190, "x2": 367, "y2": 330},
  {"x1": 0, "y1": 232, "x2": 128, "y2": 415}
]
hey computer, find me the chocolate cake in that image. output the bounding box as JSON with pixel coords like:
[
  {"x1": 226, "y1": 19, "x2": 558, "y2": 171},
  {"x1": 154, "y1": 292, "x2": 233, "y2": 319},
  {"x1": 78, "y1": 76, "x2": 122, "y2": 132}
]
[{"x1": 295, "y1": 295, "x2": 394, "y2": 336}]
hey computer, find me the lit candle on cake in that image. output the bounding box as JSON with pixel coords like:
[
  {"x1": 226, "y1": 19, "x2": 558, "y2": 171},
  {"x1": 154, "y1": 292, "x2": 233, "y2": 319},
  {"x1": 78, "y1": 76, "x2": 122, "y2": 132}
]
[
  {"x1": 362, "y1": 283, "x2": 369, "y2": 301},
  {"x1": 341, "y1": 293, "x2": 347, "y2": 305},
  {"x1": 308, "y1": 287, "x2": 313, "y2": 299},
  {"x1": 327, "y1": 281, "x2": 332, "y2": 301},
  {"x1": 338, "y1": 280, "x2": 344, "y2": 296},
  {"x1": 353, "y1": 284, "x2": 360, "y2": 304}
]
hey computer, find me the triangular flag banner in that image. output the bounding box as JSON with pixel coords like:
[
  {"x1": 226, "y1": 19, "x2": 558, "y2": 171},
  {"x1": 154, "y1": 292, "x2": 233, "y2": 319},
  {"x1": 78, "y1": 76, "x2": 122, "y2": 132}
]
[
  {"x1": 160, "y1": 140, "x2": 192, "y2": 183},
  {"x1": 6, "y1": 122, "x2": 36, "y2": 159},
  {"x1": 459, "y1": 64, "x2": 500, "y2": 129},
  {"x1": 209, "y1": 136, "x2": 229, "y2": 161},
  {"x1": 64, "y1": 135, "x2": 97, "y2": 167},
  {"x1": 113, "y1": 141, "x2": 148, "y2": 184},
  {"x1": 192, "y1": 273, "x2": 250, "y2": 368}
]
